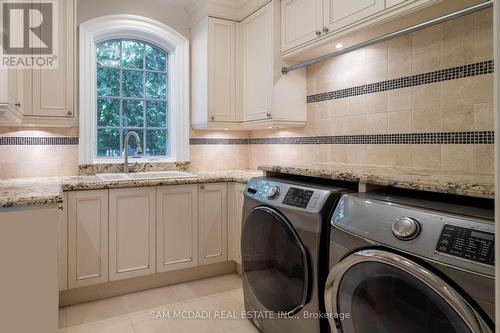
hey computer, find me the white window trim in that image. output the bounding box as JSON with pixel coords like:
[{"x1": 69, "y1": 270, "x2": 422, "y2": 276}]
[{"x1": 79, "y1": 14, "x2": 190, "y2": 164}]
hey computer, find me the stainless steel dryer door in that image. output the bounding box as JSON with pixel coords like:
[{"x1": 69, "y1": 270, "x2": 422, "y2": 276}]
[
  {"x1": 324, "y1": 249, "x2": 492, "y2": 333},
  {"x1": 242, "y1": 206, "x2": 310, "y2": 315}
]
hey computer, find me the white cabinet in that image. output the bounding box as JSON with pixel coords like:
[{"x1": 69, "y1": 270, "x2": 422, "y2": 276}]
[
  {"x1": 323, "y1": 0, "x2": 384, "y2": 33},
  {"x1": 281, "y1": 0, "x2": 441, "y2": 57},
  {"x1": 281, "y1": 0, "x2": 323, "y2": 52},
  {"x1": 157, "y1": 185, "x2": 199, "y2": 272},
  {"x1": 58, "y1": 196, "x2": 68, "y2": 291},
  {"x1": 241, "y1": 1, "x2": 307, "y2": 126},
  {"x1": 242, "y1": 3, "x2": 273, "y2": 122},
  {"x1": 228, "y1": 183, "x2": 246, "y2": 265},
  {"x1": 109, "y1": 187, "x2": 156, "y2": 281},
  {"x1": 191, "y1": 1, "x2": 307, "y2": 130},
  {"x1": 68, "y1": 190, "x2": 108, "y2": 289},
  {"x1": 31, "y1": 0, "x2": 74, "y2": 118},
  {"x1": 199, "y1": 183, "x2": 228, "y2": 265},
  {"x1": 0, "y1": 206, "x2": 59, "y2": 333},
  {"x1": 0, "y1": 0, "x2": 75, "y2": 126},
  {"x1": 191, "y1": 17, "x2": 236, "y2": 127}
]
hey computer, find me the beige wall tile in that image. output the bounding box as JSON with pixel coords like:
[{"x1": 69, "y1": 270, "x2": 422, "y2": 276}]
[
  {"x1": 364, "y1": 91, "x2": 388, "y2": 114},
  {"x1": 388, "y1": 87, "x2": 413, "y2": 111},
  {"x1": 441, "y1": 105, "x2": 474, "y2": 132},
  {"x1": 388, "y1": 35, "x2": 412, "y2": 79},
  {"x1": 366, "y1": 41, "x2": 388, "y2": 62},
  {"x1": 474, "y1": 103, "x2": 494, "y2": 131},
  {"x1": 386, "y1": 145, "x2": 412, "y2": 168},
  {"x1": 365, "y1": 59, "x2": 388, "y2": 84},
  {"x1": 412, "y1": 44, "x2": 441, "y2": 74},
  {"x1": 412, "y1": 83, "x2": 440, "y2": 109},
  {"x1": 474, "y1": 74, "x2": 494, "y2": 104},
  {"x1": 412, "y1": 107, "x2": 442, "y2": 132},
  {"x1": 364, "y1": 145, "x2": 389, "y2": 166},
  {"x1": 473, "y1": 8, "x2": 493, "y2": 62},
  {"x1": 412, "y1": 145, "x2": 441, "y2": 170},
  {"x1": 441, "y1": 77, "x2": 474, "y2": 107},
  {"x1": 473, "y1": 145, "x2": 494, "y2": 173},
  {"x1": 441, "y1": 145, "x2": 474, "y2": 172},
  {"x1": 388, "y1": 111, "x2": 412, "y2": 133},
  {"x1": 366, "y1": 113, "x2": 388, "y2": 134}
]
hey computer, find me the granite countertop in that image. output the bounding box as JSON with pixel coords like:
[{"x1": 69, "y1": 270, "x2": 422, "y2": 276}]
[
  {"x1": 0, "y1": 170, "x2": 263, "y2": 208},
  {"x1": 259, "y1": 163, "x2": 495, "y2": 199}
]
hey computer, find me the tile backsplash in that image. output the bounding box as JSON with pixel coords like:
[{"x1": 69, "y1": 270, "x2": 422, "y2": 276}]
[{"x1": 0, "y1": 8, "x2": 494, "y2": 178}]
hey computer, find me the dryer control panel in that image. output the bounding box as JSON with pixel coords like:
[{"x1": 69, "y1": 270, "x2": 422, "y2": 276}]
[{"x1": 436, "y1": 225, "x2": 494, "y2": 266}]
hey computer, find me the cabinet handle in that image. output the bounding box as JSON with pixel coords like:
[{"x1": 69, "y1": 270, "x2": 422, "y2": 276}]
[
  {"x1": 67, "y1": 110, "x2": 73, "y2": 116},
  {"x1": 266, "y1": 113, "x2": 271, "y2": 118},
  {"x1": 211, "y1": 116, "x2": 215, "y2": 121},
  {"x1": 315, "y1": 30, "x2": 321, "y2": 36},
  {"x1": 14, "y1": 102, "x2": 21, "y2": 108},
  {"x1": 323, "y1": 27, "x2": 329, "y2": 34},
  {"x1": 200, "y1": 185, "x2": 205, "y2": 190}
]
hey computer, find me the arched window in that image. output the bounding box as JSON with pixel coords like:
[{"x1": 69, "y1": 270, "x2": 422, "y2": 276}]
[{"x1": 79, "y1": 15, "x2": 189, "y2": 164}]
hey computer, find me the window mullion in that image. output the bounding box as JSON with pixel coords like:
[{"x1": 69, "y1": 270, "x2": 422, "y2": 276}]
[
  {"x1": 119, "y1": 40, "x2": 124, "y2": 156},
  {"x1": 143, "y1": 44, "x2": 147, "y2": 156}
]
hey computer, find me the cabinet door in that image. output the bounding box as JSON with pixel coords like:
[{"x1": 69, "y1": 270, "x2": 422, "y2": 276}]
[
  {"x1": 32, "y1": 0, "x2": 74, "y2": 118},
  {"x1": 58, "y1": 196, "x2": 67, "y2": 291},
  {"x1": 199, "y1": 183, "x2": 227, "y2": 265},
  {"x1": 281, "y1": 0, "x2": 323, "y2": 53},
  {"x1": 242, "y1": 3, "x2": 273, "y2": 122},
  {"x1": 229, "y1": 183, "x2": 246, "y2": 265},
  {"x1": 323, "y1": 0, "x2": 384, "y2": 33},
  {"x1": 208, "y1": 18, "x2": 236, "y2": 122},
  {"x1": 68, "y1": 190, "x2": 108, "y2": 289},
  {"x1": 157, "y1": 185, "x2": 198, "y2": 272},
  {"x1": 109, "y1": 187, "x2": 156, "y2": 281}
]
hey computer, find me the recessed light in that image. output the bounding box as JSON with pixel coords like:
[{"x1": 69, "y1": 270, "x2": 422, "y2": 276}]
[
  {"x1": 335, "y1": 43, "x2": 343, "y2": 49},
  {"x1": 223, "y1": 128, "x2": 229, "y2": 131}
]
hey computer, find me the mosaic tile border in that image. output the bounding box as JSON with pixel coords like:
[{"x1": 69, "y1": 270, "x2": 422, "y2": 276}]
[
  {"x1": 191, "y1": 131, "x2": 494, "y2": 145},
  {"x1": 307, "y1": 60, "x2": 494, "y2": 104},
  {"x1": 0, "y1": 136, "x2": 79, "y2": 145},
  {"x1": 0, "y1": 132, "x2": 493, "y2": 146}
]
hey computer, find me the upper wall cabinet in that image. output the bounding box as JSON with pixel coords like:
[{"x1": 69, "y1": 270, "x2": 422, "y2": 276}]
[
  {"x1": 281, "y1": 0, "x2": 323, "y2": 52},
  {"x1": 0, "y1": 0, "x2": 75, "y2": 127},
  {"x1": 280, "y1": 0, "x2": 481, "y2": 57},
  {"x1": 190, "y1": 0, "x2": 307, "y2": 130},
  {"x1": 192, "y1": 17, "x2": 236, "y2": 127}
]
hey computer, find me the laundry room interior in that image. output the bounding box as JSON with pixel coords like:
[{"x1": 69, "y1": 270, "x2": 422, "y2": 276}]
[{"x1": 0, "y1": 0, "x2": 497, "y2": 332}]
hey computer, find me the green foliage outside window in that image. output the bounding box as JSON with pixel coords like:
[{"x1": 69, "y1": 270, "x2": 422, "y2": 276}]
[{"x1": 96, "y1": 39, "x2": 169, "y2": 158}]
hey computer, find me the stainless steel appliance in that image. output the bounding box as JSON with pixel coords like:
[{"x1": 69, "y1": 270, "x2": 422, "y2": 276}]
[
  {"x1": 325, "y1": 193, "x2": 495, "y2": 333},
  {"x1": 241, "y1": 177, "x2": 352, "y2": 333}
]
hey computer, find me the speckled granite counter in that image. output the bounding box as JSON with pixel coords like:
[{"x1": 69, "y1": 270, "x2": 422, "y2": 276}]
[
  {"x1": 0, "y1": 170, "x2": 263, "y2": 208},
  {"x1": 259, "y1": 163, "x2": 494, "y2": 199}
]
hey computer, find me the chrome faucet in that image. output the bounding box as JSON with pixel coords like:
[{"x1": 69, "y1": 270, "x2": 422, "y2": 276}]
[{"x1": 123, "y1": 131, "x2": 143, "y2": 173}]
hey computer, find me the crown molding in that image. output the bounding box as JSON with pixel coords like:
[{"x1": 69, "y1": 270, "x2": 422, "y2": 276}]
[{"x1": 185, "y1": 0, "x2": 270, "y2": 26}]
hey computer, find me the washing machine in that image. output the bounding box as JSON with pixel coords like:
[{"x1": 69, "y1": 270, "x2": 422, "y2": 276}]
[
  {"x1": 241, "y1": 177, "x2": 353, "y2": 333},
  {"x1": 325, "y1": 192, "x2": 495, "y2": 333}
]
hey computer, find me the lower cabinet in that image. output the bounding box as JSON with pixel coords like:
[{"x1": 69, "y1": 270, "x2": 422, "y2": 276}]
[
  {"x1": 109, "y1": 187, "x2": 156, "y2": 281},
  {"x1": 228, "y1": 183, "x2": 246, "y2": 265},
  {"x1": 156, "y1": 185, "x2": 199, "y2": 272},
  {"x1": 67, "y1": 190, "x2": 109, "y2": 289},
  {"x1": 199, "y1": 183, "x2": 228, "y2": 265},
  {"x1": 64, "y1": 182, "x2": 239, "y2": 290}
]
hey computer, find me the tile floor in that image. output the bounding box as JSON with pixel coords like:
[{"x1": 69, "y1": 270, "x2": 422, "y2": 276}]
[{"x1": 59, "y1": 274, "x2": 259, "y2": 333}]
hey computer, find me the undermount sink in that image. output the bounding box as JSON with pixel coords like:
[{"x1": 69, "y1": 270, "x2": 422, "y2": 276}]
[{"x1": 96, "y1": 171, "x2": 197, "y2": 181}]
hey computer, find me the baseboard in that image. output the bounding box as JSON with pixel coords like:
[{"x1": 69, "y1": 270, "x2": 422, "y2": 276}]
[{"x1": 60, "y1": 261, "x2": 236, "y2": 307}]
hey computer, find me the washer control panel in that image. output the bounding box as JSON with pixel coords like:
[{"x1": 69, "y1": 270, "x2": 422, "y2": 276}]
[
  {"x1": 436, "y1": 224, "x2": 494, "y2": 266},
  {"x1": 282, "y1": 187, "x2": 314, "y2": 209},
  {"x1": 245, "y1": 177, "x2": 346, "y2": 212}
]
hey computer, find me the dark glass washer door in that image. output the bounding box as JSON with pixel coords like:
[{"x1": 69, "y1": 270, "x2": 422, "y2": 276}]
[
  {"x1": 242, "y1": 206, "x2": 310, "y2": 314},
  {"x1": 325, "y1": 250, "x2": 492, "y2": 333}
]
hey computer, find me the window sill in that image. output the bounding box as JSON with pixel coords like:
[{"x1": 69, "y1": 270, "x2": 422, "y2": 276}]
[{"x1": 92, "y1": 157, "x2": 177, "y2": 165}]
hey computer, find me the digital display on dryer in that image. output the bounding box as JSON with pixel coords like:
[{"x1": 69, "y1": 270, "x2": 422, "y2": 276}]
[
  {"x1": 436, "y1": 224, "x2": 494, "y2": 266},
  {"x1": 282, "y1": 187, "x2": 314, "y2": 208}
]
